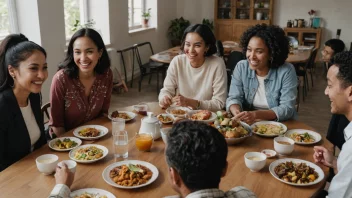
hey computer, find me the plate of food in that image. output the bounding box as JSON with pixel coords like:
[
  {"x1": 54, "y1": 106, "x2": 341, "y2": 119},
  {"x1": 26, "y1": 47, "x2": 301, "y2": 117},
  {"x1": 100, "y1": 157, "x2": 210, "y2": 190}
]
[
  {"x1": 188, "y1": 110, "x2": 217, "y2": 123},
  {"x1": 269, "y1": 158, "x2": 324, "y2": 186},
  {"x1": 73, "y1": 125, "x2": 108, "y2": 140},
  {"x1": 285, "y1": 129, "x2": 322, "y2": 145},
  {"x1": 69, "y1": 144, "x2": 108, "y2": 164},
  {"x1": 157, "y1": 113, "x2": 174, "y2": 124},
  {"x1": 251, "y1": 121, "x2": 287, "y2": 137},
  {"x1": 102, "y1": 160, "x2": 159, "y2": 189},
  {"x1": 212, "y1": 111, "x2": 252, "y2": 145},
  {"x1": 70, "y1": 188, "x2": 116, "y2": 198},
  {"x1": 108, "y1": 110, "x2": 136, "y2": 122},
  {"x1": 48, "y1": 137, "x2": 82, "y2": 151},
  {"x1": 166, "y1": 106, "x2": 190, "y2": 118}
]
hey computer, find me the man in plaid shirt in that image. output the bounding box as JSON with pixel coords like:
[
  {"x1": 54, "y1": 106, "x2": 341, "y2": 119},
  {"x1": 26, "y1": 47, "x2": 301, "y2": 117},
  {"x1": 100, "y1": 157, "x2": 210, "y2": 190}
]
[{"x1": 165, "y1": 121, "x2": 257, "y2": 198}]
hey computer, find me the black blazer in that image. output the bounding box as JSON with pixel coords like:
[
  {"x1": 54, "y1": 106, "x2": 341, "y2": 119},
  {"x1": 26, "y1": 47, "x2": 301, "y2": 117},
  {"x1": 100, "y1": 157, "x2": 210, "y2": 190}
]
[{"x1": 0, "y1": 88, "x2": 46, "y2": 172}]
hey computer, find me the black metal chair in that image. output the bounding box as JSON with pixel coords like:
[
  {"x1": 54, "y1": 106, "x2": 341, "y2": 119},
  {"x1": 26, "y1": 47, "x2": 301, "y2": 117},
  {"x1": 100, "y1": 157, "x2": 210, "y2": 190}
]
[
  {"x1": 215, "y1": 40, "x2": 224, "y2": 58},
  {"x1": 117, "y1": 46, "x2": 136, "y2": 88},
  {"x1": 134, "y1": 42, "x2": 167, "y2": 93},
  {"x1": 41, "y1": 102, "x2": 52, "y2": 140},
  {"x1": 306, "y1": 48, "x2": 318, "y2": 87},
  {"x1": 226, "y1": 51, "x2": 245, "y2": 90}
]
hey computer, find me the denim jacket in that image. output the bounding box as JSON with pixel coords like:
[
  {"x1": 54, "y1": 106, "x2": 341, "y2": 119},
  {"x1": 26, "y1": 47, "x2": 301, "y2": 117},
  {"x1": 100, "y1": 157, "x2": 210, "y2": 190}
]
[{"x1": 226, "y1": 60, "x2": 298, "y2": 121}]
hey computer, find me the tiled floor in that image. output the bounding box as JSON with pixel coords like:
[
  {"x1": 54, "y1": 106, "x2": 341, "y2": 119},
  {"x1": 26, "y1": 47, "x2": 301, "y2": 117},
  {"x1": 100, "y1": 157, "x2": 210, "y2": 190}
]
[{"x1": 110, "y1": 64, "x2": 331, "y2": 136}]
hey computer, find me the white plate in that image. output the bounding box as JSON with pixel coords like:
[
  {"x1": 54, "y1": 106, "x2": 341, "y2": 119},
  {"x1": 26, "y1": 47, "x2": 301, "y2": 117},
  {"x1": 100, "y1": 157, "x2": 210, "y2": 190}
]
[
  {"x1": 251, "y1": 121, "x2": 287, "y2": 137},
  {"x1": 157, "y1": 113, "x2": 175, "y2": 124},
  {"x1": 48, "y1": 137, "x2": 82, "y2": 151},
  {"x1": 285, "y1": 129, "x2": 322, "y2": 145},
  {"x1": 108, "y1": 111, "x2": 136, "y2": 122},
  {"x1": 269, "y1": 158, "x2": 324, "y2": 186},
  {"x1": 73, "y1": 125, "x2": 109, "y2": 140},
  {"x1": 70, "y1": 188, "x2": 116, "y2": 198},
  {"x1": 102, "y1": 160, "x2": 159, "y2": 189},
  {"x1": 69, "y1": 144, "x2": 108, "y2": 164},
  {"x1": 166, "y1": 106, "x2": 190, "y2": 118},
  {"x1": 188, "y1": 110, "x2": 217, "y2": 123}
]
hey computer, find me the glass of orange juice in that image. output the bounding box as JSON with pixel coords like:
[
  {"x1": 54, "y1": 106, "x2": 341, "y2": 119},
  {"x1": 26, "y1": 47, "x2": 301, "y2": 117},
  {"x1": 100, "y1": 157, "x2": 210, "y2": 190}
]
[{"x1": 135, "y1": 133, "x2": 153, "y2": 151}]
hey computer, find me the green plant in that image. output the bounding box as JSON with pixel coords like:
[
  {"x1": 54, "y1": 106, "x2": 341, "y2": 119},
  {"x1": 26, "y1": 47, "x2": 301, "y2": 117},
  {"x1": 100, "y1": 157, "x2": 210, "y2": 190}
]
[
  {"x1": 167, "y1": 17, "x2": 190, "y2": 45},
  {"x1": 202, "y1": 19, "x2": 214, "y2": 31},
  {"x1": 72, "y1": 19, "x2": 95, "y2": 32},
  {"x1": 142, "y1": 8, "x2": 151, "y2": 19}
]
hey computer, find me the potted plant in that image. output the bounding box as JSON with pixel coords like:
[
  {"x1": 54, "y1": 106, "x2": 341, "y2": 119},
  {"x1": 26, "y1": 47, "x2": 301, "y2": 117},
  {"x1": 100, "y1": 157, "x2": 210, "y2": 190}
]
[
  {"x1": 202, "y1": 19, "x2": 214, "y2": 32},
  {"x1": 142, "y1": 8, "x2": 151, "y2": 28},
  {"x1": 167, "y1": 17, "x2": 190, "y2": 46}
]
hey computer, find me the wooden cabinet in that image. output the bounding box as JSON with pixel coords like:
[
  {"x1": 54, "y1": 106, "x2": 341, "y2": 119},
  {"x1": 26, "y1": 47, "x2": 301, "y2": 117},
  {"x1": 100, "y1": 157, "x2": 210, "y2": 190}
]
[
  {"x1": 214, "y1": 0, "x2": 273, "y2": 42},
  {"x1": 284, "y1": 28, "x2": 322, "y2": 49}
]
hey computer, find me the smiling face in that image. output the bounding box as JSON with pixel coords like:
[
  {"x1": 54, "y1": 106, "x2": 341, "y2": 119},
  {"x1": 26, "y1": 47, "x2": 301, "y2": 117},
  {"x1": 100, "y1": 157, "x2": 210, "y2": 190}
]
[
  {"x1": 246, "y1": 36, "x2": 270, "y2": 76},
  {"x1": 321, "y1": 45, "x2": 335, "y2": 63},
  {"x1": 183, "y1": 32, "x2": 209, "y2": 68},
  {"x1": 9, "y1": 50, "x2": 48, "y2": 95},
  {"x1": 73, "y1": 36, "x2": 102, "y2": 75},
  {"x1": 325, "y1": 65, "x2": 351, "y2": 115}
]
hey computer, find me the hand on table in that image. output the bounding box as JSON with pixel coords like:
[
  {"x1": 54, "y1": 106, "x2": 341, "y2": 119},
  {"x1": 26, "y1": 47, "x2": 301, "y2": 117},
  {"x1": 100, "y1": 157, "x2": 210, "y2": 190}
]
[
  {"x1": 313, "y1": 146, "x2": 334, "y2": 168},
  {"x1": 55, "y1": 163, "x2": 74, "y2": 188},
  {"x1": 160, "y1": 96, "x2": 172, "y2": 108},
  {"x1": 234, "y1": 111, "x2": 256, "y2": 125}
]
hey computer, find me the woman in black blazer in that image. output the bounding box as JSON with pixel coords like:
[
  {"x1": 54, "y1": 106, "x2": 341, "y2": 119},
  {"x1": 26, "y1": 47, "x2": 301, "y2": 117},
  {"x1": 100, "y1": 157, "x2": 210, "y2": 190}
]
[{"x1": 0, "y1": 34, "x2": 48, "y2": 172}]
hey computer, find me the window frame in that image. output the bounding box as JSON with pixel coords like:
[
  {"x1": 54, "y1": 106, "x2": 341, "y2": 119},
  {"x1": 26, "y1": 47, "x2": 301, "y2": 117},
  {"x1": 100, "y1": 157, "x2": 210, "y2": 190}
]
[
  {"x1": 128, "y1": 0, "x2": 146, "y2": 30},
  {"x1": 64, "y1": 0, "x2": 89, "y2": 41},
  {"x1": 0, "y1": 0, "x2": 19, "y2": 40}
]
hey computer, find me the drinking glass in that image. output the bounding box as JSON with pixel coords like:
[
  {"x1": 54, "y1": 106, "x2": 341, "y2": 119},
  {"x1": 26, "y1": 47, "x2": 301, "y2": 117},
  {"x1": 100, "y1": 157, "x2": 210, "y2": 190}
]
[
  {"x1": 135, "y1": 133, "x2": 153, "y2": 152},
  {"x1": 133, "y1": 102, "x2": 149, "y2": 116},
  {"x1": 112, "y1": 117, "x2": 125, "y2": 132},
  {"x1": 113, "y1": 130, "x2": 128, "y2": 159}
]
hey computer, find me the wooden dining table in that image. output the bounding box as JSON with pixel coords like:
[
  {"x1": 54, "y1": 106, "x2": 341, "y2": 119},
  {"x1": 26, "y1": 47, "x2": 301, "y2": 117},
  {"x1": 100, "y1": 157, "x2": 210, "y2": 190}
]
[
  {"x1": 0, "y1": 102, "x2": 331, "y2": 198},
  {"x1": 150, "y1": 46, "x2": 312, "y2": 64}
]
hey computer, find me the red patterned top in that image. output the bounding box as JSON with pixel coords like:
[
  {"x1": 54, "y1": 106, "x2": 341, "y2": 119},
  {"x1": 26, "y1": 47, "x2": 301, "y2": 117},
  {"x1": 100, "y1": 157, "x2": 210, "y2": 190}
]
[{"x1": 49, "y1": 69, "x2": 113, "y2": 131}]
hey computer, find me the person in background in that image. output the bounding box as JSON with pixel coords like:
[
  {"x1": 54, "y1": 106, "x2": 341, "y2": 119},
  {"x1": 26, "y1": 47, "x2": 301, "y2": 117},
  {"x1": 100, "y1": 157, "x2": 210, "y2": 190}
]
[
  {"x1": 49, "y1": 28, "x2": 113, "y2": 137},
  {"x1": 313, "y1": 51, "x2": 352, "y2": 197},
  {"x1": 226, "y1": 24, "x2": 298, "y2": 124},
  {"x1": 158, "y1": 24, "x2": 227, "y2": 112},
  {"x1": 165, "y1": 121, "x2": 256, "y2": 198},
  {"x1": 322, "y1": 39, "x2": 345, "y2": 69},
  {"x1": 0, "y1": 34, "x2": 48, "y2": 171}
]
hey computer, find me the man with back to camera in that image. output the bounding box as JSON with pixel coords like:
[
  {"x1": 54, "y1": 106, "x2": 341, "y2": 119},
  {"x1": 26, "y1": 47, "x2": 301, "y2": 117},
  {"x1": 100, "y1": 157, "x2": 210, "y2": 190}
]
[
  {"x1": 313, "y1": 51, "x2": 352, "y2": 198},
  {"x1": 165, "y1": 121, "x2": 256, "y2": 198}
]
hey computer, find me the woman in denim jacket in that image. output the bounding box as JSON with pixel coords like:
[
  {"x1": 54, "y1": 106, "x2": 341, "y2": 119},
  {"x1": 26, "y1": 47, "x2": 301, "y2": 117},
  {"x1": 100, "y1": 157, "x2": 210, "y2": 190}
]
[{"x1": 226, "y1": 24, "x2": 298, "y2": 124}]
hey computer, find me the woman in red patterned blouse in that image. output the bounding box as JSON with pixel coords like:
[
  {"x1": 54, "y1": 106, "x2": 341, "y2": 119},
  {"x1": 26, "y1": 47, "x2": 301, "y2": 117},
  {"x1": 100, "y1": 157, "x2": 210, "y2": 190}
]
[{"x1": 49, "y1": 28, "x2": 113, "y2": 137}]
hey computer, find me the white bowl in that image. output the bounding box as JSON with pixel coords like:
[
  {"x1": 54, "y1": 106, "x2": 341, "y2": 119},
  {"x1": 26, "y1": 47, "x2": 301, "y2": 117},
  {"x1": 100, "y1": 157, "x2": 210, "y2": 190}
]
[
  {"x1": 274, "y1": 137, "x2": 295, "y2": 155},
  {"x1": 244, "y1": 152, "x2": 267, "y2": 172},
  {"x1": 36, "y1": 154, "x2": 59, "y2": 175},
  {"x1": 161, "y1": 127, "x2": 172, "y2": 144},
  {"x1": 58, "y1": 160, "x2": 77, "y2": 173}
]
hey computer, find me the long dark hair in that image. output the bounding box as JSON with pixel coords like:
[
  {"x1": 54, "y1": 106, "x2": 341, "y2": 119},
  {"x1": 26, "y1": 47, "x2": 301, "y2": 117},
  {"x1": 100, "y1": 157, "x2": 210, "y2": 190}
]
[
  {"x1": 0, "y1": 34, "x2": 47, "y2": 91},
  {"x1": 59, "y1": 28, "x2": 110, "y2": 78},
  {"x1": 180, "y1": 24, "x2": 217, "y2": 57}
]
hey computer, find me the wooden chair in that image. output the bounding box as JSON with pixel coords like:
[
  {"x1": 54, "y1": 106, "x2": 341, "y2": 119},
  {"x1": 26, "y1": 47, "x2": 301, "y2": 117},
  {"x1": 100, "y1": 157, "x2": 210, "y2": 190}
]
[
  {"x1": 117, "y1": 46, "x2": 136, "y2": 88},
  {"x1": 134, "y1": 42, "x2": 168, "y2": 93}
]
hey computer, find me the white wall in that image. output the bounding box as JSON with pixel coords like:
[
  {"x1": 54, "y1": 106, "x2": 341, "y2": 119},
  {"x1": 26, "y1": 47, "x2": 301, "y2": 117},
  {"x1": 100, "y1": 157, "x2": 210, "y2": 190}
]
[
  {"x1": 176, "y1": 0, "x2": 214, "y2": 24},
  {"x1": 274, "y1": 0, "x2": 352, "y2": 52}
]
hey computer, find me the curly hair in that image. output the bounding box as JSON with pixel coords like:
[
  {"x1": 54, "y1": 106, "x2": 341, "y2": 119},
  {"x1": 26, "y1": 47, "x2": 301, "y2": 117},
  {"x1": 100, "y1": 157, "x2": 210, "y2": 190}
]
[
  {"x1": 240, "y1": 24, "x2": 289, "y2": 68},
  {"x1": 59, "y1": 28, "x2": 110, "y2": 78},
  {"x1": 331, "y1": 51, "x2": 352, "y2": 88},
  {"x1": 165, "y1": 121, "x2": 228, "y2": 191},
  {"x1": 180, "y1": 24, "x2": 217, "y2": 57}
]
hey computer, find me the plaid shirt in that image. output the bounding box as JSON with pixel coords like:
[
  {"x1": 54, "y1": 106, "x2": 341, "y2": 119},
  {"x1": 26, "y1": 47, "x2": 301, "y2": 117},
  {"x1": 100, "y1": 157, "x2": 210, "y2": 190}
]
[{"x1": 165, "y1": 186, "x2": 257, "y2": 198}]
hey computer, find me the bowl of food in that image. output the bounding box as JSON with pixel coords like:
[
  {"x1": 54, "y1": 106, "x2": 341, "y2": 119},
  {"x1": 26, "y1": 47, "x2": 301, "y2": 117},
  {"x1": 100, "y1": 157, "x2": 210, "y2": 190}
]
[
  {"x1": 109, "y1": 110, "x2": 136, "y2": 122},
  {"x1": 58, "y1": 160, "x2": 77, "y2": 173},
  {"x1": 49, "y1": 137, "x2": 82, "y2": 151},
  {"x1": 36, "y1": 154, "x2": 59, "y2": 175},
  {"x1": 274, "y1": 137, "x2": 295, "y2": 156},
  {"x1": 157, "y1": 114, "x2": 174, "y2": 124},
  {"x1": 244, "y1": 152, "x2": 267, "y2": 172},
  {"x1": 161, "y1": 127, "x2": 172, "y2": 144},
  {"x1": 212, "y1": 111, "x2": 252, "y2": 145}
]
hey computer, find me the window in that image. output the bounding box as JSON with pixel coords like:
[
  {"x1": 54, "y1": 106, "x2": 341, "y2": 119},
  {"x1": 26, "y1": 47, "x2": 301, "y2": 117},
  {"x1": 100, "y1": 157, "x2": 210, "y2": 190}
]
[
  {"x1": 64, "y1": 0, "x2": 88, "y2": 39},
  {"x1": 128, "y1": 0, "x2": 145, "y2": 30},
  {"x1": 0, "y1": 0, "x2": 19, "y2": 40}
]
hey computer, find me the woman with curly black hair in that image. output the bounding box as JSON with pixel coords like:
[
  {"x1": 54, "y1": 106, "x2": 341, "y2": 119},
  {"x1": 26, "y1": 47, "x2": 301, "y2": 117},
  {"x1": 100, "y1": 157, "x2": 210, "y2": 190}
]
[
  {"x1": 49, "y1": 28, "x2": 113, "y2": 136},
  {"x1": 226, "y1": 24, "x2": 298, "y2": 124}
]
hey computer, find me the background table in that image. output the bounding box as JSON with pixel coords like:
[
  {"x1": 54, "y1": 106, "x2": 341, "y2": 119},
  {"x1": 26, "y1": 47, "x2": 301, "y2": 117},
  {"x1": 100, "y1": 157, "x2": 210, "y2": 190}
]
[{"x1": 0, "y1": 102, "x2": 331, "y2": 198}]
